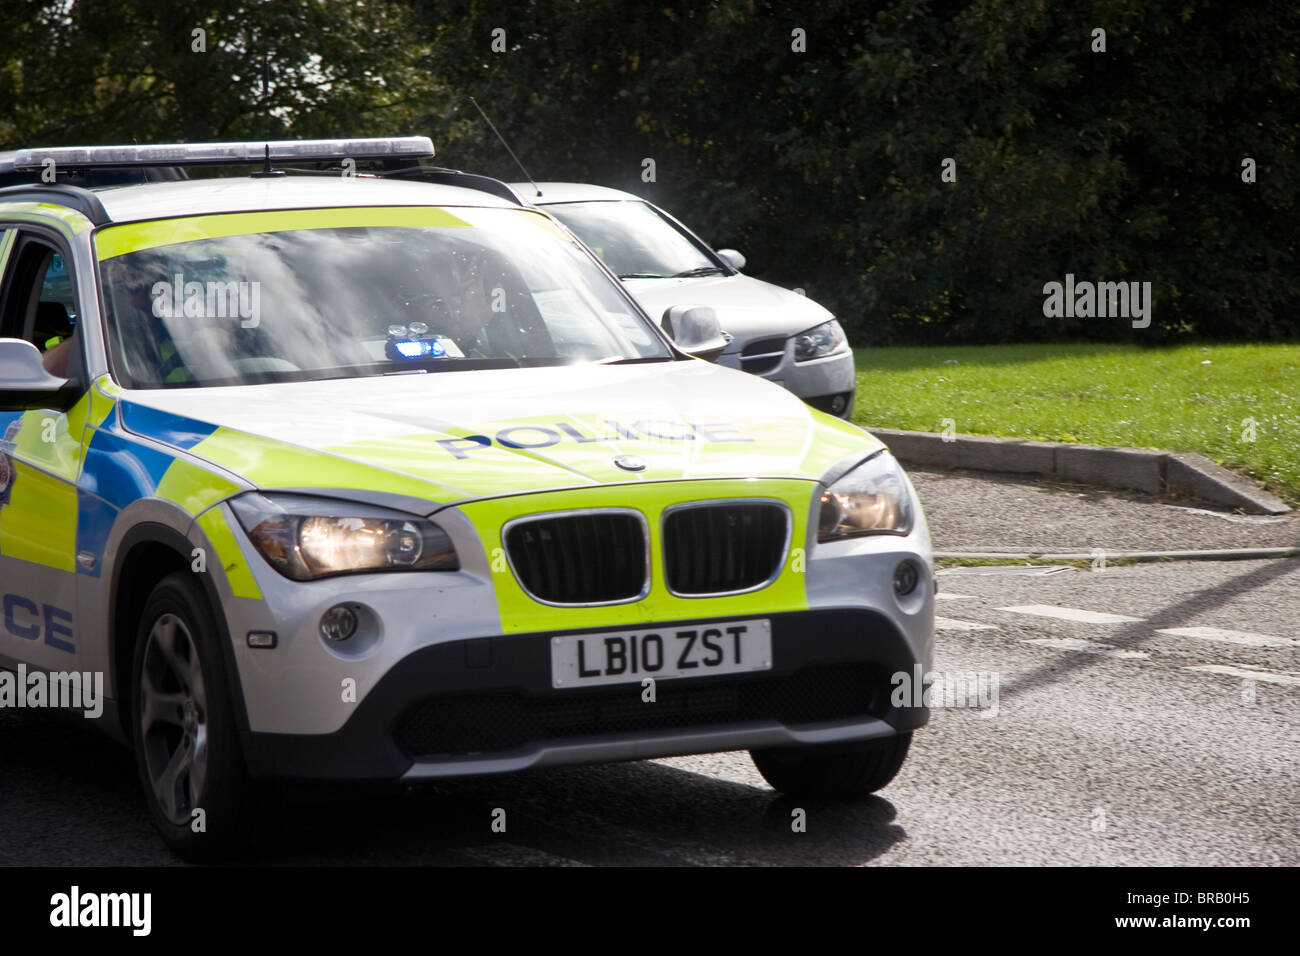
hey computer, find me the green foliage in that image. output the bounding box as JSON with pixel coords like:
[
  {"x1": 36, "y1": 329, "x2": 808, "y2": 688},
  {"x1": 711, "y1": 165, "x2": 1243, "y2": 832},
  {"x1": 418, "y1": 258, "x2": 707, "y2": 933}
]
[
  {"x1": 0, "y1": 1, "x2": 436, "y2": 145},
  {"x1": 850, "y1": 342, "x2": 1300, "y2": 501},
  {"x1": 1, "y1": 1, "x2": 1295, "y2": 343}
]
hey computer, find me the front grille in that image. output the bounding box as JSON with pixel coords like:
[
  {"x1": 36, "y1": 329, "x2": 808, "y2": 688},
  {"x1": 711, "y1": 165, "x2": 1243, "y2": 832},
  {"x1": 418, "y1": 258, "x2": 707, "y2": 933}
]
[
  {"x1": 505, "y1": 512, "x2": 646, "y2": 604},
  {"x1": 739, "y1": 336, "x2": 786, "y2": 375},
  {"x1": 394, "y1": 664, "x2": 882, "y2": 757},
  {"x1": 663, "y1": 503, "x2": 788, "y2": 595}
]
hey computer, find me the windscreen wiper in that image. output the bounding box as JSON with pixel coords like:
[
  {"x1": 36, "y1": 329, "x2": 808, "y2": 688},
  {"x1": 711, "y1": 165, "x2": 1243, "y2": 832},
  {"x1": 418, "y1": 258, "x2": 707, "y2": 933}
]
[
  {"x1": 590, "y1": 355, "x2": 675, "y2": 365},
  {"x1": 670, "y1": 266, "x2": 726, "y2": 278},
  {"x1": 617, "y1": 272, "x2": 668, "y2": 279}
]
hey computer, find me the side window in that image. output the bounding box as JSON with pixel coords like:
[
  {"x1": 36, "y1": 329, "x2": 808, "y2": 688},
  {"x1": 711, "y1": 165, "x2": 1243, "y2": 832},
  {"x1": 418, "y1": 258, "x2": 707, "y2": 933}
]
[
  {"x1": 0, "y1": 236, "x2": 85, "y2": 385},
  {"x1": 39, "y1": 252, "x2": 78, "y2": 339}
]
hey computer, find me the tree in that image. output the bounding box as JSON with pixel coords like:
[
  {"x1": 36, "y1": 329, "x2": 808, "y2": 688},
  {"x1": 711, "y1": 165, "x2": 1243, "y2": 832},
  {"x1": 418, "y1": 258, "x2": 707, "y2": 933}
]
[{"x1": 0, "y1": 0, "x2": 438, "y2": 147}]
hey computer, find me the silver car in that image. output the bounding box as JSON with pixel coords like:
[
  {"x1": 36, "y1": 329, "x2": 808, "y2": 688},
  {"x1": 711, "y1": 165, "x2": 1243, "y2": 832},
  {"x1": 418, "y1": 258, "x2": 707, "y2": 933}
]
[{"x1": 513, "y1": 182, "x2": 857, "y2": 418}]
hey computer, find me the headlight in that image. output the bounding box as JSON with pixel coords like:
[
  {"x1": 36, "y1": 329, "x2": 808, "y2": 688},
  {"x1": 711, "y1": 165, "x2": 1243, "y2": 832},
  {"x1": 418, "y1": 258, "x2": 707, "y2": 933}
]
[
  {"x1": 793, "y1": 319, "x2": 846, "y2": 362},
  {"x1": 229, "y1": 493, "x2": 459, "y2": 580},
  {"x1": 818, "y1": 452, "x2": 913, "y2": 541}
]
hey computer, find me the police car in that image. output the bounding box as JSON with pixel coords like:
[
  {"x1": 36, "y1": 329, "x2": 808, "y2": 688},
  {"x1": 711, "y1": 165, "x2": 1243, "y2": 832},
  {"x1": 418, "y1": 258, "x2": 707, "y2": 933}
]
[
  {"x1": 512, "y1": 182, "x2": 858, "y2": 418},
  {"x1": 0, "y1": 137, "x2": 933, "y2": 860}
]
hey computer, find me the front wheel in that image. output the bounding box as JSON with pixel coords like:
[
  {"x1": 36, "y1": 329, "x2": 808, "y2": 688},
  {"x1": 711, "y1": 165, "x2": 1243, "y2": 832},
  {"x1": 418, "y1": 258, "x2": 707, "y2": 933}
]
[
  {"x1": 130, "y1": 572, "x2": 256, "y2": 861},
  {"x1": 751, "y1": 732, "x2": 912, "y2": 798}
]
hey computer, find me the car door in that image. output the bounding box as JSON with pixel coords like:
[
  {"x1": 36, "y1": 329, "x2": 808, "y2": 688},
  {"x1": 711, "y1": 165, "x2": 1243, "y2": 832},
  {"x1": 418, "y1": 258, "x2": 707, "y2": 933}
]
[{"x1": 0, "y1": 229, "x2": 89, "y2": 668}]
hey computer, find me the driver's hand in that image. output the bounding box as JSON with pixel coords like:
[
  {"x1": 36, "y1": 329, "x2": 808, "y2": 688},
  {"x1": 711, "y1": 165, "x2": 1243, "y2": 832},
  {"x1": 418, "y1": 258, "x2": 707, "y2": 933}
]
[{"x1": 42, "y1": 339, "x2": 72, "y2": 377}]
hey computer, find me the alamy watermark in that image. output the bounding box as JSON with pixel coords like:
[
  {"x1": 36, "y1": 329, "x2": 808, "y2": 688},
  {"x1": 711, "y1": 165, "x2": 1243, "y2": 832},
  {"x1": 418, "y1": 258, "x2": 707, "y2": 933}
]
[
  {"x1": 152, "y1": 274, "x2": 261, "y2": 328},
  {"x1": 891, "y1": 665, "x2": 999, "y2": 717},
  {"x1": 0, "y1": 664, "x2": 103, "y2": 718},
  {"x1": 50, "y1": 886, "x2": 150, "y2": 936},
  {"x1": 1042, "y1": 274, "x2": 1151, "y2": 329}
]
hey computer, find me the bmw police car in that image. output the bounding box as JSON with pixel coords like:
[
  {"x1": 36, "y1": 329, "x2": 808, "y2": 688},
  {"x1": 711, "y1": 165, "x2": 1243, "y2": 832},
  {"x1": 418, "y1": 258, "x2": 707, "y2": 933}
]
[{"x1": 0, "y1": 137, "x2": 933, "y2": 860}]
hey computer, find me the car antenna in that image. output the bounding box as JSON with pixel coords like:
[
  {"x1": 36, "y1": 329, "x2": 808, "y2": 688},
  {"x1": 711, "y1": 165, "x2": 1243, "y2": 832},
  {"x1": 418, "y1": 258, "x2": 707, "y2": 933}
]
[
  {"x1": 251, "y1": 53, "x2": 285, "y2": 178},
  {"x1": 468, "y1": 96, "x2": 541, "y2": 198}
]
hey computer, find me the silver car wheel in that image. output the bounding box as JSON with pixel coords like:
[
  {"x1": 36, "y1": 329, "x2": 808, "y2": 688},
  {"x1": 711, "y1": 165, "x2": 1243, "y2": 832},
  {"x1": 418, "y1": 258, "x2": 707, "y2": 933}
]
[{"x1": 138, "y1": 612, "x2": 209, "y2": 827}]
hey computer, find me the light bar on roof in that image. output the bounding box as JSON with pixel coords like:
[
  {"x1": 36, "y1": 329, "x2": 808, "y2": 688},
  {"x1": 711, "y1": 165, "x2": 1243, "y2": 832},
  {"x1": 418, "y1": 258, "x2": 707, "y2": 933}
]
[{"x1": 10, "y1": 136, "x2": 435, "y2": 170}]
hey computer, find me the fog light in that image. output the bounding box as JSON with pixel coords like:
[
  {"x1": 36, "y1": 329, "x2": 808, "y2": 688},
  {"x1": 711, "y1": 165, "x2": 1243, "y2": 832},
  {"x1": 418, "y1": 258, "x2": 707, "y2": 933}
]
[
  {"x1": 893, "y1": 560, "x2": 920, "y2": 596},
  {"x1": 830, "y1": 393, "x2": 848, "y2": 415},
  {"x1": 320, "y1": 604, "x2": 358, "y2": 642}
]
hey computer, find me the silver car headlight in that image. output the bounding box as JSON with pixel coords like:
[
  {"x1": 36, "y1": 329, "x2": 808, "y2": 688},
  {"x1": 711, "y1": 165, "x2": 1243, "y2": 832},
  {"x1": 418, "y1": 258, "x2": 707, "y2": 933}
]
[
  {"x1": 818, "y1": 452, "x2": 913, "y2": 541},
  {"x1": 793, "y1": 319, "x2": 846, "y2": 362},
  {"x1": 230, "y1": 493, "x2": 458, "y2": 580}
]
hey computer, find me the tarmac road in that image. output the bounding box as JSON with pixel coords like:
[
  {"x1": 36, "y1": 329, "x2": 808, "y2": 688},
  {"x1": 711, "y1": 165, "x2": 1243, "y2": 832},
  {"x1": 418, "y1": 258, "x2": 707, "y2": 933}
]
[
  {"x1": 1, "y1": 472, "x2": 1296, "y2": 866},
  {"x1": 909, "y1": 467, "x2": 1300, "y2": 553}
]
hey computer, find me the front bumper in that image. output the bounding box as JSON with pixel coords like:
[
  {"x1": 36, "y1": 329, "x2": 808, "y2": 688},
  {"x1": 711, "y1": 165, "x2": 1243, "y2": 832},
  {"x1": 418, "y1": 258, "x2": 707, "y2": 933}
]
[
  {"x1": 717, "y1": 344, "x2": 856, "y2": 417},
  {"x1": 240, "y1": 607, "x2": 927, "y2": 781}
]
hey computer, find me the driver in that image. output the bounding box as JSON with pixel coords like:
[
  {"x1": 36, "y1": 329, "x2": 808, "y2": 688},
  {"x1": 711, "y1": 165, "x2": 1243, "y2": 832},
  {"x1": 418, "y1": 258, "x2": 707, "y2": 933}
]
[
  {"x1": 106, "y1": 279, "x2": 194, "y2": 384},
  {"x1": 42, "y1": 334, "x2": 74, "y2": 377}
]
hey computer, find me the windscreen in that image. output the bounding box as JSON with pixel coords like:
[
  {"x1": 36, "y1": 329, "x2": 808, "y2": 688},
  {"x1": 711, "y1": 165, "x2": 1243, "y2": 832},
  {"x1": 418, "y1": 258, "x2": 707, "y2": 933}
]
[
  {"x1": 544, "y1": 200, "x2": 722, "y2": 279},
  {"x1": 96, "y1": 206, "x2": 670, "y2": 389}
]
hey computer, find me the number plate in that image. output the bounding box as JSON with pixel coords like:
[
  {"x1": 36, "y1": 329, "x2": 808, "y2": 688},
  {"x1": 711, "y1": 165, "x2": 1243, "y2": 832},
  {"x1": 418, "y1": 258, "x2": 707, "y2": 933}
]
[{"x1": 551, "y1": 619, "x2": 772, "y2": 689}]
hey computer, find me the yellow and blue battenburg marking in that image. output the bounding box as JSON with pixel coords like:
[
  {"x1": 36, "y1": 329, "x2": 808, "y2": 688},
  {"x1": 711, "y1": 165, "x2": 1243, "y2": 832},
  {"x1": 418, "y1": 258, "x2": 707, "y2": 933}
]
[
  {"x1": 78, "y1": 396, "x2": 259, "y2": 596},
  {"x1": 0, "y1": 382, "x2": 257, "y2": 599},
  {"x1": 77, "y1": 421, "x2": 184, "y2": 577},
  {"x1": 117, "y1": 401, "x2": 221, "y2": 451},
  {"x1": 74, "y1": 394, "x2": 212, "y2": 578}
]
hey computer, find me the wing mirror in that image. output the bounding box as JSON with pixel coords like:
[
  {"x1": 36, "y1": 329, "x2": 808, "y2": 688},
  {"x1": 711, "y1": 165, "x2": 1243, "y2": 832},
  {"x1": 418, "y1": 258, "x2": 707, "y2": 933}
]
[
  {"x1": 716, "y1": 249, "x2": 746, "y2": 271},
  {"x1": 661, "y1": 306, "x2": 729, "y2": 362},
  {"x1": 0, "y1": 338, "x2": 77, "y2": 410}
]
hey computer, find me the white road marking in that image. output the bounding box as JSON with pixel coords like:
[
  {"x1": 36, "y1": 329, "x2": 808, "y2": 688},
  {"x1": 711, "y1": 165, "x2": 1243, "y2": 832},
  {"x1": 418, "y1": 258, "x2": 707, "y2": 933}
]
[
  {"x1": 1185, "y1": 665, "x2": 1300, "y2": 687},
  {"x1": 938, "y1": 565, "x2": 1075, "y2": 577},
  {"x1": 935, "y1": 616, "x2": 997, "y2": 631},
  {"x1": 998, "y1": 604, "x2": 1142, "y2": 624},
  {"x1": 461, "y1": 843, "x2": 589, "y2": 867},
  {"x1": 935, "y1": 592, "x2": 978, "y2": 601},
  {"x1": 1171, "y1": 506, "x2": 1287, "y2": 525},
  {"x1": 1020, "y1": 638, "x2": 1149, "y2": 660},
  {"x1": 1156, "y1": 626, "x2": 1300, "y2": 649}
]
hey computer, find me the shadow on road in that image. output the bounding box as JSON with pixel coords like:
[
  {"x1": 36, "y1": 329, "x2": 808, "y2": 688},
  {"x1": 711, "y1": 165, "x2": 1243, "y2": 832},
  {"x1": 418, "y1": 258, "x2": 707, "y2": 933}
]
[
  {"x1": 999, "y1": 558, "x2": 1300, "y2": 702},
  {"x1": 1, "y1": 706, "x2": 908, "y2": 866},
  {"x1": 262, "y1": 758, "x2": 908, "y2": 866}
]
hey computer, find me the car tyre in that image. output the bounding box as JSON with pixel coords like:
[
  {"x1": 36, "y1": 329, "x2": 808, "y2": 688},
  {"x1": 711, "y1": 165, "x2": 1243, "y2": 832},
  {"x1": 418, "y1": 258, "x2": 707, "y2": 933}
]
[
  {"x1": 750, "y1": 732, "x2": 912, "y2": 798},
  {"x1": 130, "y1": 572, "x2": 257, "y2": 861}
]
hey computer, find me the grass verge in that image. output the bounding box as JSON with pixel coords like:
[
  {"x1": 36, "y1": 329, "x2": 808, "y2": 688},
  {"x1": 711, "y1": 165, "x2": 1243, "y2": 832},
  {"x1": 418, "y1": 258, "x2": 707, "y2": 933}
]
[{"x1": 851, "y1": 342, "x2": 1300, "y2": 501}]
